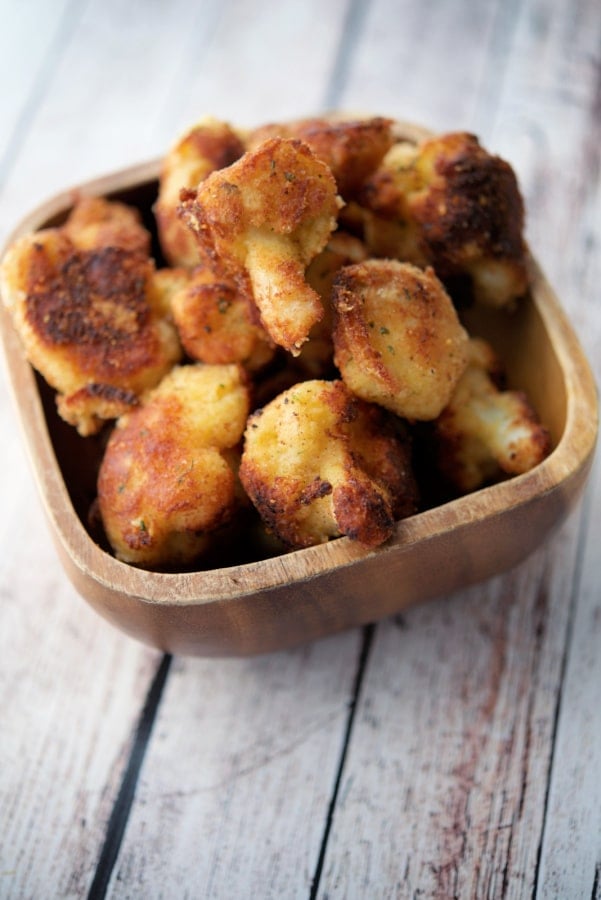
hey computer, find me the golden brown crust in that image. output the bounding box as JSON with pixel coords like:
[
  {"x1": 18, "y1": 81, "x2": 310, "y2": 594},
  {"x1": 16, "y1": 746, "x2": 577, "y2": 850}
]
[
  {"x1": 411, "y1": 134, "x2": 526, "y2": 272},
  {"x1": 97, "y1": 363, "x2": 250, "y2": 567},
  {"x1": 360, "y1": 132, "x2": 529, "y2": 306},
  {"x1": 155, "y1": 118, "x2": 246, "y2": 267},
  {"x1": 178, "y1": 137, "x2": 341, "y2": 354},
  {"x1": 247, "y1": 116, "x2": 394, "y2": 198},
  {"x1": 0, "y1": 228, "x2": 181, "y2": 435},
  {"x1": 297, "y1": 231, "x2": 369, "y2": 378},
  {"x1": 170, "y1": 264, "x2": 275, "y2": 370},
  {"x1": 0, "y1": 115, "x2": 550, "y2": 575},
  {"x1": 239, "y1": 379, "x2": 418, "y2": 549},
  {"x1": 433, "y1": 338, "x2": 551, "y2": 492},
  {"x1": 63, "y1": 195, "x2": 152, "y2": 255},
  {"x1": 332, "y1": 259, "x2": 469, "y2": 420}
]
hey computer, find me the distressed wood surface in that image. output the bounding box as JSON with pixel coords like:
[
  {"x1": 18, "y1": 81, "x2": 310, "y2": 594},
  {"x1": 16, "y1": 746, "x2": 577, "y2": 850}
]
[{"x1": 0, "y1": 0, "x2": 598, "y2": 897}]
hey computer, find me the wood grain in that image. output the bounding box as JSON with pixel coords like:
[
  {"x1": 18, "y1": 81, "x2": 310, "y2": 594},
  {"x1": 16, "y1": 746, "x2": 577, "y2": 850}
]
[
  {"x1": 105, "y1": 631, "x2": 363, "y2": 898},
  {"x1": 0, "y1": 482, "x2": 162, "y2": 898},
  {"x1": 319, "y1": 531, "x2": 582, "y2": 898},
  {"x1": 0, "y1": 0, "x2": 599, "y2": 896},
  {"x1": 319, "y1": 0, "x2": 601, "y2": 896}
]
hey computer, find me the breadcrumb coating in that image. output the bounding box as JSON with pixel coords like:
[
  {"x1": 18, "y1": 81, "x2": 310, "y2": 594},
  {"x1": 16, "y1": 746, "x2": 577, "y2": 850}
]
[
  {"x1": 0, "y1": 222, "x2": 181, "y2": 435},
  {"x1": 247, "y1": 116, "x2": 394, "y2": 199},
  {"x1": 240, "y1": 379, "x2": 418, "y2": 549},
  {"x1": 178, "y1": 137, "x2": 342, "y2": 354},
  {"x1": 298, "y1": 231, "x2": 369, "y2": 378},
  {"x1": 0, "y1": 114, "x2": 551, "y2": 575},
  {"x1": 155, "y1": 117, "x2": 246, "y2": 267},
  {"x1": 433, "y1": 337, "x2": 551, "y2": 491},
  {"x1": 361, "y1": 132, "x2": 529, "y2": 307},
  {"x1": 98, "y1": 363, "x2": 250, "y2": 567},
  {"x1": 170, "y1": 263, "x2": 275, "y2": 370},
  {"x1": 332, "y1": 259, "x2": 469, "y2": 420},
  {"x1": 63, "y1": 195, "x2": 152, "y2": 255}
]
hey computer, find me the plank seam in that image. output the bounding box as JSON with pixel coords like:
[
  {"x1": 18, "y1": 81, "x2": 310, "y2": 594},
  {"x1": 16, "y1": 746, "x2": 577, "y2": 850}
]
[
  {"x1": 86, "y1": 653, "x2": 173, "y2": 900},
  {"x1": 308, "y1": 624, "x2": 375, "y2": 899},
  {"x1": 321, "y1": 0, "x2": 371, "y2": 111},
  {"x1": 592, "y1": 861, "x2": 601, "y2": 900}
]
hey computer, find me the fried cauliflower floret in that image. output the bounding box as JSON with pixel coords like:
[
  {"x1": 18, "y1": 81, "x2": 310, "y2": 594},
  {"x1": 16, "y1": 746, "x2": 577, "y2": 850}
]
[
  {"x1": 179, "y1": 137, "x2": 342, "y2": 355},
  {"x1": 297, "y1": 231, "x2": 369, "y2": 378},
  {"x1": 332, "y1": 259, "x2": 469, "y2": 420},
  {"x1": 98, "y1": 363, "x2": 250, "y2": 568},
  {"x1": 148, "y1": 266, "x2": 192, "y2": 319},
  {"x1": 247, "y1": 117, "x2": 394, "y2": 199},
  {"x1": 0, "y1": 229, "x2": 181, "y2": 435},
  {"x1": 63, "y1": 195, "x2": 152, "y2": 255},
  {"x1": 239, "y1": 379, "x2": 418, "y2": 550},
  {"x1": 360, "y1": 132, "x2": 529, "y2": 307},
  {"x1": 154, "y1": 117, "x2": 246, "y2": 267},
  {"x1": 170, "y1": 263, "x2": 275, "y2": 371},
  {"x1": 433, "y1": 338, "x2": 551, "y2": 492}
]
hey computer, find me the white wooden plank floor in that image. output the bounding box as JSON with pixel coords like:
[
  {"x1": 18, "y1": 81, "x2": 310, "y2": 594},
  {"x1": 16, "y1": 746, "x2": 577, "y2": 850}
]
[{"x1": 0, "y1": 0, "x2": 598, "y2": 897}]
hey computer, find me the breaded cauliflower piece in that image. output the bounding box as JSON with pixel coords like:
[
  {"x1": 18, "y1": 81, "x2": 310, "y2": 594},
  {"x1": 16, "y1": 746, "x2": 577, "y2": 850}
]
[
  {"x1": 154, "y1": 117, "x2": 246, "y2": 267},
  {"x1": 63, "y1": 195, "x2": 152, "y2": 255},
  {"x1": 170, "y1": 263, "x2": 275, "y2": 371},
  {"x1": 98, "y1": 363, "x2": 250, "y2": 568},
  {"x1": 179, "y1": 137, "x2": 342, "y2": 355},
  {"x1": 296, "y1": 231, "x2": 369, "y2": 378},
  {"x1": 360, "y1": 132, "x2": 529, "y2": 307},
  {"x1": 148, "y1": 266, "x2": 192, "y2": 319},
  {"x1": 247, "y1": 117, "x2": 394, "y2": 199},
  {"x1": 433, "y1": 337, "x2": 551, "y2": 492},
  {"x1": 239, "y1": 379, "x2": 418, "y2": 549},
  {"x1": 0, "y1": 228, "x2": 181, "y2": 435},
  {"x1": 332, "y1": 259, "x2": 469, "y2": 420}
]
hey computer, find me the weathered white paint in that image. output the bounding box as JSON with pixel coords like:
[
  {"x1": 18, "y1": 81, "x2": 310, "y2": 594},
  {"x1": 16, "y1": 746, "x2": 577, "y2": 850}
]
[{"x1": 0, "y1": 0, "x2": 598, "y2": 896}]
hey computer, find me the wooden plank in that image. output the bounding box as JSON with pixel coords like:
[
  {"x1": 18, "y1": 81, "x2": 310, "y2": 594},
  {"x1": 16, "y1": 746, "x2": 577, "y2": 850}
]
[
  {"x1": 1, "y1": 0, "x2": 598, "y2": 896},
  {"x1": 535, "y1": 459, "x2": 601, "y2": 898},
  {"x1": 0, "y1": 479, "x2": 163, "y2": 898},
  {"x1": 336, "y1": 0, "x2": 519, "y2": 132},
  {"x1": 0, "y1": 1, "x2": 227, "y2": 896},
  {"x1": 0, "y1": 0, "x2": 224, "y2": 245},
  {"x1": 155, "y1": 0, "x2": 350, "y2": 138},
  {"x1": 519, "y1": 0, "x2": 601, "y2": 889},
  {"x1": 81, "y1": 2, "x2": 374, "y2": 894},
  {"x1": 318, "y1": 536, "x2": 580, "y2": 897},
  {"x1": 104, "y1": 631, "x2": 363, "y2": 898},
  {"x1": 0, "y1": 1, "x2": 360, "y2": 896},
  {"x1": 0, "y1": 0, "x2": 82, "y2": 181},
  {"x1": 315, "y1": 0, "x2": 601, "y2": 895},
  {"x1": 485, "y1": 0, "x2": 601, "y2": 323}
]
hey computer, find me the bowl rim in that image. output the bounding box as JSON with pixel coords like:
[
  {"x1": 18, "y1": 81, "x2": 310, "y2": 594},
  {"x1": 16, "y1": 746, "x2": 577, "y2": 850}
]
[{"x1": 0, "y1": 134, "x2": 598, "y2": 612}]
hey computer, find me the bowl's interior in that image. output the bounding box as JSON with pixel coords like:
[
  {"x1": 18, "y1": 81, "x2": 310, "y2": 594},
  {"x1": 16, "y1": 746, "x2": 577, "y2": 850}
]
[
  {"x1": 462, "y1": 297, "x2": 567, "y2": 447},
  {"x1": 29, "y1": 175, "x2": 569, "y2": 575},
  {"x1": 1, "y1": 149, "x2": 597, "y2": 655}
]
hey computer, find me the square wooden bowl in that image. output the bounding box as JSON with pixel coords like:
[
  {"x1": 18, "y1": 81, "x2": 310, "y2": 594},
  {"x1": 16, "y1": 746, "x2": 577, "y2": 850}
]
[{"x1": 1, "y1": 125, "x2": 597, "y2": 656}]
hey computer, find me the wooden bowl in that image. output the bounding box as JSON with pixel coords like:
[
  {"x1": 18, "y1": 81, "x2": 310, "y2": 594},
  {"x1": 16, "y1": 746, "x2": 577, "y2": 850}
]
[{"x1": 1, "y1": 126, "x2": 597, "y2": 656}]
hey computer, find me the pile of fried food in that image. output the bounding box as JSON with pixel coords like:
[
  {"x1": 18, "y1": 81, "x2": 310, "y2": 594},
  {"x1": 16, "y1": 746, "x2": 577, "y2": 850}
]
[{"x1": 0, "y1": 115, "x2": 551, "y2": 569}]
